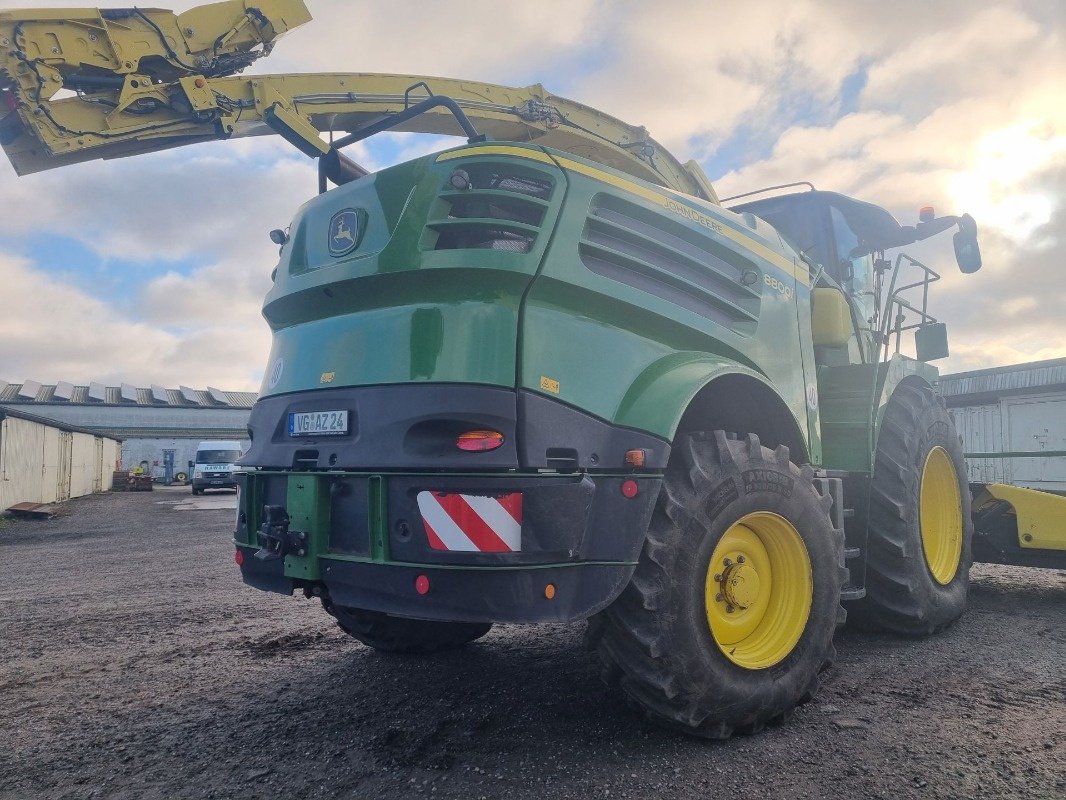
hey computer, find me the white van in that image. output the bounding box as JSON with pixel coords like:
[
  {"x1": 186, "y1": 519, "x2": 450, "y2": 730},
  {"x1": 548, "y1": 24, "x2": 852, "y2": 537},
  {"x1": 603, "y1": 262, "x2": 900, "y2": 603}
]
[{"x1": 191, "y1": 440, "x2": 243, "y2": 495}]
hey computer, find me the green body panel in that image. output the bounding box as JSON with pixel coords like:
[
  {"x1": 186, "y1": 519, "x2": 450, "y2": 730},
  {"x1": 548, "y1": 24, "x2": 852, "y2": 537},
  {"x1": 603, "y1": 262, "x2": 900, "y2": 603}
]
[
  {"x1": 817, "y1": 355, "x2": 939, "y2": 473},
  {"x1": 255, "y1": 141, "x2": 902, "y2": 467},
  {"x1": 259, "y1": 146, "x2": 566, "y2": 395},
  {"x1": 282, "y1": 474, "x2": 331, "y2": 580},
  {"x1": 508, "y1": 153, "x2": 819, "y2": 455}
]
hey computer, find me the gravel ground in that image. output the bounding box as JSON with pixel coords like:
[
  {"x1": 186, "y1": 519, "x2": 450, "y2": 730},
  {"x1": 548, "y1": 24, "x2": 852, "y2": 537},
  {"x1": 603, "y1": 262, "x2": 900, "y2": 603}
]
[{"x1": 1, "y1": 488, "x2": 1063, "y2": 800}]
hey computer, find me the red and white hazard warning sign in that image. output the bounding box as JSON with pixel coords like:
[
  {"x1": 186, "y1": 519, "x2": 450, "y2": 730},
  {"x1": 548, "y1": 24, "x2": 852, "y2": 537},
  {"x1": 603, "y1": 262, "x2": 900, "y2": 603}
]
[{"x1": 416, "y1": 491, "x2": 523, "y2": 552}]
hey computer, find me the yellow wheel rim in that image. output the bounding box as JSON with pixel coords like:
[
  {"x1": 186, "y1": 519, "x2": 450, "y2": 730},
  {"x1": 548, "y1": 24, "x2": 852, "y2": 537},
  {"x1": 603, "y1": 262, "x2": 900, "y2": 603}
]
[
  {"x1": 919, "y1": 446, "x2": 963, "y2": 585},
  {"x1": 704, "y1": 512, "x2": 813, "y2": 670}
]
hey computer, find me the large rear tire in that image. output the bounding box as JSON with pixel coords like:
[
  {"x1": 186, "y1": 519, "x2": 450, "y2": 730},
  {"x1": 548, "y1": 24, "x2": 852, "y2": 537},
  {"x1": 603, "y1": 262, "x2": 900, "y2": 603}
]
[
  {"x1": 588, "y1": 432, "x2": 845, "y2": 738},
  {"x1": 853, "y1": 382, "x2": 972, "y2": 635},
  {"x1": 324, "y1": 603, "x2": 492, "y2": 654}
]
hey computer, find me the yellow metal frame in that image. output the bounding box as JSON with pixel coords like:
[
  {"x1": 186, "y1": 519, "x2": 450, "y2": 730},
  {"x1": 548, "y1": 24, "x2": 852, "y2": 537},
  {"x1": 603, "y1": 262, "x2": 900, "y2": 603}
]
[
  {"x1": 979, "y1": 484, "x2": 1066, "y2": 552},
  {"x1": 704, "y1": 512, "x2": 813, "y2": 670},
  {"x1": 0, "y1": 1, "x2": 716, "y2": 201},
  {"x1": 919, "y1": 446, "x2": 963, "y2": 584}
]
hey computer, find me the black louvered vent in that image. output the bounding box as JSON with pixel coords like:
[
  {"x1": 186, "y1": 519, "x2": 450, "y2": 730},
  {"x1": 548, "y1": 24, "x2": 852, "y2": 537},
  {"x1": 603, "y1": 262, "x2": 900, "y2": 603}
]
[
  {"x1": 428, "y1": 165, "x2": 553, "y2": 254},
  {"x1": 580, "y1": 195, "x2": 763, "y2": 335}
]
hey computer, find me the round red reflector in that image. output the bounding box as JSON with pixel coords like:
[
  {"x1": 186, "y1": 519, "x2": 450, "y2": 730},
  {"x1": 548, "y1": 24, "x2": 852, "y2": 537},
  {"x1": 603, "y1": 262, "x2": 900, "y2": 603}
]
[
  {"x1": 415, "y1": 574, "x2": 431, "y2": 595},
  {"x1": 456, "y1": 430, "x2": 505, "y2": 452},
  {"x1": 234, "y1": 549, "x2": 245, "y2": 566},
  {"x1": 621, "y1": 479, "x2": 639, "y2": 498}
]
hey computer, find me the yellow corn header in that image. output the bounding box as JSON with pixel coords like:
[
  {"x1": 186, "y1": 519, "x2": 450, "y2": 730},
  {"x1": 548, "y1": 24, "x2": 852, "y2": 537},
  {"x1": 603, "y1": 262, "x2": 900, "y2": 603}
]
[{"x1": 0, "y1": 0, "x2": 717, "y2": 200}]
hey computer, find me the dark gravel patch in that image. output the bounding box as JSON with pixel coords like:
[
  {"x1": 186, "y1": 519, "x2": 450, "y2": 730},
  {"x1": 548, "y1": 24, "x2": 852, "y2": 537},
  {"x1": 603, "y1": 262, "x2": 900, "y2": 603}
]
[{"x1": 1, "y1": 489, "x2": 1063, "y2": 799}]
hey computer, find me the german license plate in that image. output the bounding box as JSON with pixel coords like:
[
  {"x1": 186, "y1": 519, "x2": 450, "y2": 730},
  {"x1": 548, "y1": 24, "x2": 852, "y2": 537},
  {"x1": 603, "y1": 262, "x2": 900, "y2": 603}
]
[{"x1": 289, "y1": 410, "x2": 349, "y2": 436}]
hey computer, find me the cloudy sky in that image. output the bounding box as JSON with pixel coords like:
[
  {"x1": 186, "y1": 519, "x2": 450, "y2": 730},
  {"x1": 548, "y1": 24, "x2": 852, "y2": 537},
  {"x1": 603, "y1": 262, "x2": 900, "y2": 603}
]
[{"x1": 1, "y1": 0, "x2": 1063, "y2": 392}]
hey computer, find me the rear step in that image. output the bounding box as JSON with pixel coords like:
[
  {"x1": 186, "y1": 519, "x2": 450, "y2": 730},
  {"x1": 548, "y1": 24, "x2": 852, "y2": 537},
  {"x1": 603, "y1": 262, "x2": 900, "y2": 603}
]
[
  {"x1": 841, "y1": 545, "x2": 865, "y2": 599},
  {"x1": 840, "y1": 584, "x2": 866, "y2": 601},
  {"x1": 814, "y1": 473, "x2": 866, "y2": 601}
]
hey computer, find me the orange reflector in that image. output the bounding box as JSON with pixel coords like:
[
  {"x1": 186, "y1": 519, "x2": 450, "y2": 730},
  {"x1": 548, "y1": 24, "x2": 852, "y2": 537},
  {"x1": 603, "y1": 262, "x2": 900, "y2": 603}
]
[
  {"x1": 919, "y1": 206, "x2": 935, "y2": 222},
  {"x1": 621, "y1": 479, "x2": 639, "y2": 499},
  {"x1": 624, "y1": 449, "x2": 646, "y2": 467},
  {"x1": 456, "y1": 430, "x2": 505, "y2": 452},
  {"x1": 234, "y1": 549, "x2": 245, "y2": 566},
  {"x1": 544, "y1": 583, "x2": 556, "y2": 600},
  {"x1": 415, "y1": 574, "x2": 431, "y2": 595}
]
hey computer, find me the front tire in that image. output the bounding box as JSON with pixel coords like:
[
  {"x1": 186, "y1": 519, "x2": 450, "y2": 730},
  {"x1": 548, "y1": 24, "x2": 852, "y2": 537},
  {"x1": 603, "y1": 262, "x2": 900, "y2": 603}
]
[
  {"x1": 588, "y1": 432, "x2": 845, "y2": 738},
  {"x1": 853, "y1": 382, "x2": 972, "y2": 635},
  {"x1": 324, "y1": 603, "x2": 492, "y2": 654}
]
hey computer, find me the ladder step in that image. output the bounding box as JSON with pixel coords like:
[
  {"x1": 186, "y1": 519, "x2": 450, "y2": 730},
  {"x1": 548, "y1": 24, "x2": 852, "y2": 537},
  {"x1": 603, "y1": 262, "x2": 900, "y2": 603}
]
[
  {"x1": 843, "y1": 508, "x2": 856, "y2": 519},
  {"x1": 843, "y1": 547, "x2": 861, "y2": 559},
  {"x1": 840, "y1": 584, "x2": 866, "y2": 601}
]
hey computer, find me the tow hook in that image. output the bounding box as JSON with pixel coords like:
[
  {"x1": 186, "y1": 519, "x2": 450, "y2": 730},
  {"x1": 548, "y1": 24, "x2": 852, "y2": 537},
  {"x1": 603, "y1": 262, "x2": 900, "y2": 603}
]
[{"x1": 255, "y1": 505, "x2": 309, "y2": 561}]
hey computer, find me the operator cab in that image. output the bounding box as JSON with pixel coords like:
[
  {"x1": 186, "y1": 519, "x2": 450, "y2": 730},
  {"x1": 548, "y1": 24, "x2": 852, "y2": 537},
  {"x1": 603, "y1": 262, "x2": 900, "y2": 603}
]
[
  {"x1": 731, "y1": 189, "x2": 882, "y2": 366},
  {"x1": 729, "y1": 187, "x2": 981, "y2": 368}
]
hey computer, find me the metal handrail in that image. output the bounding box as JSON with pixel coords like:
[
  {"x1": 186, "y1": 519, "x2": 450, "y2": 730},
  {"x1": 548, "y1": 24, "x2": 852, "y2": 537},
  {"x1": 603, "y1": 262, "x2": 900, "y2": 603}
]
[{"x1": 878, "y1": 252, "x2": 941, "y2": 362}]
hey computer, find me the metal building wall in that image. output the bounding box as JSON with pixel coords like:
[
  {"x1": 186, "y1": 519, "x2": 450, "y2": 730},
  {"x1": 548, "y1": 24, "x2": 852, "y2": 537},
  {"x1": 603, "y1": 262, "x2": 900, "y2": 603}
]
[
  {"x1": 0, "y1": 415, "x2": 52, "y2": 507},
  {"x1": 17, "y1": 404, "x2": 250, "y2": 438},
  {"x1": 70, "y1": 431, "x2": 100, "y2": 498},
  {"x1": 121, "y1": 437, "x2": 249, "y2": 480},
  {"x1": 953, "y1": 405, "x2": 1005, "y2": 484},
  {"x1": 0, "y1": 415, "x2": 118, "y2": 509},
  {"x1": 951, "y1": 391, "x2": 1066, "y2": 491}
]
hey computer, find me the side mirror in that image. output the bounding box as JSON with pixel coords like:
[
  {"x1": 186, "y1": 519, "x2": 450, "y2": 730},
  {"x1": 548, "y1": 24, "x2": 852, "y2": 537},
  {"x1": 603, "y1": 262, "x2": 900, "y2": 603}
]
[
  {"x1": 915, "y1": 322, "x2": 949, "y2": 361},
  {"x1": 953, "y1": 213, "x2": 981, "y2": 273}
]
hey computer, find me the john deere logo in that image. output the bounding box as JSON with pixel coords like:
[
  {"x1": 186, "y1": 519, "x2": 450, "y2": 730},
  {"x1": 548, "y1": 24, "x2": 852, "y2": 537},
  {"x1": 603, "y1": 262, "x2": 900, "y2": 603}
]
[{"x1": 328, "y1": 209, "x2": 364, "y2": 257}]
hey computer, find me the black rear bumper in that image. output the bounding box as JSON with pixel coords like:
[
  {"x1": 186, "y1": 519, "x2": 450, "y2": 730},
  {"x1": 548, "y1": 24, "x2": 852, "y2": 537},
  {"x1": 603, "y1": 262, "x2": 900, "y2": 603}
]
[
  {"x1": 237, "y1": 551, "x2": 637, "y2": 623},
  {"x1": 235, "y1": 384, "x2": 667, "y2": 623},
  {"x1": 193, "y1": 477, "x2": 237, "y2": 490},
  {"x1": 234, "y1": 470, "x2": 661, "y2": 623}
]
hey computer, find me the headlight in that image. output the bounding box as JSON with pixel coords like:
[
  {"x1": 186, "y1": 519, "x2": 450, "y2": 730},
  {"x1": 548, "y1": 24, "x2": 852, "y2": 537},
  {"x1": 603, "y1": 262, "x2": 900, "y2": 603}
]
[{"x1": 194, "y1": 469, "x2": 203, "y2": 478}]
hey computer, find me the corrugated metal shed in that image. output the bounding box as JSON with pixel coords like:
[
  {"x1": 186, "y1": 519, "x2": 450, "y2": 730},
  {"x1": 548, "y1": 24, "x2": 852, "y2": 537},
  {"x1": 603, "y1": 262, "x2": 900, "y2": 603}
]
[
  {"x1": 938, "y1": 358, "x2": 1066, "y2": 405},
  {"x1": 0, "y1": 406, "x2": 121, "y2": 508},
  {"x1": 940, "y1": 359, "x2": 1066, "y2": 492},
  {"x1": 0, "y1": 381, "x2": 257, "y2": 409},
  {"x1": 0, "y1": 381, "x2": 255, "y2": 479}
]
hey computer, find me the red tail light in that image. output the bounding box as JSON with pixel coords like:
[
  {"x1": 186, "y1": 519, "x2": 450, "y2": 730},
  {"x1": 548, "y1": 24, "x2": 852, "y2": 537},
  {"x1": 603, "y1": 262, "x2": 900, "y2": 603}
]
[{"x1": 456, "y1": 430, "x2": 504, "y2": 452}]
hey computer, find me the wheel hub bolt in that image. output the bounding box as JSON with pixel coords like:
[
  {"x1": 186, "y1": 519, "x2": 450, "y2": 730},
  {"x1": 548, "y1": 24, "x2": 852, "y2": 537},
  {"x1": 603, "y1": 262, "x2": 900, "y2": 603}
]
[
  {"x1": 736, "y1": 555, "x2": 746, "y2": 563},
  {"x1": 715, "y1": 593, "x2": 724, "y2": 602},
  {"x1": 726, "y1": 605, "x2": 735, "y2": 613},
  {"x1": 713, "y1": 573, "x2": 722, "y2": 582},
  {"x1": 724, "y1": 558, "x2": 733, "y2": 567}
]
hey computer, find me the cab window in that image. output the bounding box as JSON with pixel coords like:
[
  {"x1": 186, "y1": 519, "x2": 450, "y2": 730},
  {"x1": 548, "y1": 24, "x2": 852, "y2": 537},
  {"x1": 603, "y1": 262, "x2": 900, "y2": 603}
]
[{"x1": 829, "y1": 206, "x2": 875, "y2": 328}]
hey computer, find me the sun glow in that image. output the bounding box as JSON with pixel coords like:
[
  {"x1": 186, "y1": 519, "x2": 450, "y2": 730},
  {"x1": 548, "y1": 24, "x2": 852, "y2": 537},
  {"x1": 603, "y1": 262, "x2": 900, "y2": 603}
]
[{"x1": 947, "y1": 121, "x2": 1063, "y2": 241}]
